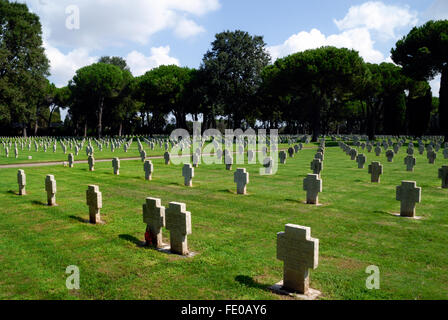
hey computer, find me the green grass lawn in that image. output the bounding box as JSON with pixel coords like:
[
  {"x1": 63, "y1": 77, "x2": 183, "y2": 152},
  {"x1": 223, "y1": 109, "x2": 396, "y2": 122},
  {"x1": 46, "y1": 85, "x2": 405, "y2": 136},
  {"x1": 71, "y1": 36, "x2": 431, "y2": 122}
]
[{"x1": 0, "y1": 142, "x2": 447, "y2": 300}]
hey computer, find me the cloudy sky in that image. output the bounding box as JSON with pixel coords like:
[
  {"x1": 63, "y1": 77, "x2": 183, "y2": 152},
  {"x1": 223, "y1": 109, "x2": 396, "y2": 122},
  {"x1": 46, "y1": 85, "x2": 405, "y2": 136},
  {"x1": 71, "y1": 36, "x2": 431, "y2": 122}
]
[{"x1": 22, "y1": 0, "x2": 448, "y2": 95}]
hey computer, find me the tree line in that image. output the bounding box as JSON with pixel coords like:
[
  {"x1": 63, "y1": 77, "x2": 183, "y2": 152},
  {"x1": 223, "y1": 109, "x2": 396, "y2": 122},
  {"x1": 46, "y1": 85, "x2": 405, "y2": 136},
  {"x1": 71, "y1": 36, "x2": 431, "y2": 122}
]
[{"x1": 0, "y1": 0, "x2": 447, "y2": 141}]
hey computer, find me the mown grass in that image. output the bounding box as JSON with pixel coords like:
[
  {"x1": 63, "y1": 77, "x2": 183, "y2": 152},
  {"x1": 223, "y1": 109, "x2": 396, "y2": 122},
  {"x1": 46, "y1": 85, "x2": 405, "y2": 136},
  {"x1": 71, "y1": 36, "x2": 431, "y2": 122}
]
[{"x1": 0, "y1": 142, "x2": 447, "y2": 300}]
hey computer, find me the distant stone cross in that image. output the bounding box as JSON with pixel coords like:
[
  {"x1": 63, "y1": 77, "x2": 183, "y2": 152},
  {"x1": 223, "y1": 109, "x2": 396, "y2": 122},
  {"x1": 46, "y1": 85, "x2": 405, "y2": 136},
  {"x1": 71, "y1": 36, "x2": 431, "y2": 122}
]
[
  {"x1": 438, "y1": 166, "x2": 448, "y2": 189},
  {"x1": 396, "y1": 181, "x2": 421, "y2": 217},
  {"x1": 303, "y1": 174, "x2": 322, "y2": 205},
  {"x1": 86, "y1": 185, "x2": 102, "y2": 224},
  {"x1": 349, "y1": 148, "x2": 357, "y2": 160},
  {"x1": 45, "y1": 175, "x2": 57, "y2": 206},
  {"x1": 277, "y1": 224, "x2": 319, "y2": 294},
  {"x1": 374, "y1": 146, "x2": 381, "y2": 156},
  {"x1": 88, "y1": 155, "x2": 95, "y2": 171},
  {"x1": 144, "y1": 160, "x2": 153, "y2": 180},
  {"x1": 386, "y1": 150, "x2": 394, "y2": 162},
  {"x1": 164, "y1": 152, "x2": 170, "y2": 165},
  {"x1": 142, "y1": 197, "x2": 165, "y2": 248},
  {"x1": 68, "y1": 153, "x2": 74, "y2": 168},
  {"x1": 310, "y1": 158, "x2": 323, "y2": 177},
  {"x1": 404, "y1": 155, "x2": 415, "y2": 172},
  {"x1": 263, "y1": 157, "x2": 273, "y2": 174},
  {"x1": 356, "y1": 154, "x2": 366, "y2": 169},
  {"x1": 279, "y1": 151, "x2": 287, "y2": 164},
  {"x1": 368, "y1": 161, "x2": 383, "y2": 183},
  {"x1": 182, "y1": 164, "x2": 194, "y2": 187},
  {"x1": 234, "y1": 168, "x2": 249, "y2": 195},
  {"x1": 443, "y1": 149, "x2": 448, "y2": 159},
  {"x1": 17, "y1": 169, "x2": 26, "y2": 195},
  {"x1": 165, "y1": 202, "x2": 192, "y2": 255},
  {"x1": 112, "y1": 157, "x2": 120, "y2": 175},
  {"x1": 427, "y1": 150, "x2": 436, "y2": 164},
  {"x1": 225, "y1": 154, "x2": 233, "y2": 170},
  {"x1": 288, "y1": 147, "x2": 294, "y2": 158}
]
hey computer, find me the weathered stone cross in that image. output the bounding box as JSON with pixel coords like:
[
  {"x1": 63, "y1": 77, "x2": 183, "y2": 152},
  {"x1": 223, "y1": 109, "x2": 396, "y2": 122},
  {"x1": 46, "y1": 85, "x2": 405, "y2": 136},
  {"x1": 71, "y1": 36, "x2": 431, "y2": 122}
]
[
  {"x1": 404, "y1": 155, "x2": 415, "y2": 172},
  {"x1": 396, "y1": 181, "x2": 421, "y2": 217},
  {"x1": 303, "y1": 174, "x2": 322, "y2": 205},
  {"x1": 310, "y1": 158, "x2": 323, "y2": 177},
  {"x1": 17, "y1": 169, "x2": 26, "y2": 195},
  {"x1": 277, "y1": 224, "x2": 319, "y2": 294},
  {"x1": 164, "y1": 152, "x2": 170, "y2": 165},
  {"x1": 438, "y1": 166, "x2": 448, "y2": 189},
  {"x1": 144, "y1": 160, "x2": 153, "y2": 181},
  {"x1": 45, "y1": 174, "x2": 57, "y2": 206},
  {"x1": 368, "y1": 161, "x2": 383, "y2": 183},
  {"x1": 86, "y1": 185, "x2": 102, "y2": 224},
  {"x1": 88, "y1": 155, "x2": 95, "y2": 171},
  {"x1": 356, "y1": 154, "x2": 366, "y2": 169},
  {"x1": 112, "y1": 157, "x2": 120, "y2": 175},
  {"x1": 182, "y1": 164, "x2": 194, "y2": 187},
  {"x1": 234, "y1": 168, "x2": 249, "y2": 195},
  {"x1": 165, "y1": 202, "x2": 192, "y2": 255},
  {"x1": 143, "y1": 197, "x2": 165, "y2": 248}
]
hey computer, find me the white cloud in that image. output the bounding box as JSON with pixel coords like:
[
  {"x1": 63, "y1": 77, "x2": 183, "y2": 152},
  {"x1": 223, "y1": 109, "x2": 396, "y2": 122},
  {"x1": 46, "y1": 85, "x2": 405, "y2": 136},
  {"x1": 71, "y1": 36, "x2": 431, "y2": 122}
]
[
  {"x1": 268, "y1": 1, "x2": 419, "y2": 64},
  {"x1": 174, "y1": 18, "x2": 206, "y2": 38},
  {"x1": 44, "y1": 41, "x2": 98, "y2": 87},
  {"x1": 23, "y1": 0, "x2": 220, "y2": 48},
  {"x1": 268, "y1": 27, "x2": 384, "y2": 63},
  {"x1": 334, "y1": 1, "x2": 418, "y2": 40},
  {"x1": 126, "y1": 46, "x2": 180, "y2": 76}
]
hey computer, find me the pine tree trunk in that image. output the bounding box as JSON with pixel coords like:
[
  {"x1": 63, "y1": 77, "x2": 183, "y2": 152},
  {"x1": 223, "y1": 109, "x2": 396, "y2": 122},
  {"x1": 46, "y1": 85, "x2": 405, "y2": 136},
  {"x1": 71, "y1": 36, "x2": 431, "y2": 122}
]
[{"x1": 440, "y1": 67, "x2": 448, "y2": 142}]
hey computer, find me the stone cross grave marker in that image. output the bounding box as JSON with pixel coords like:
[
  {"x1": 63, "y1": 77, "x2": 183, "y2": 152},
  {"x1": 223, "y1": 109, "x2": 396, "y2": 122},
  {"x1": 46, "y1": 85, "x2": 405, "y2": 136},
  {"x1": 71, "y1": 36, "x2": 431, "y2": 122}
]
[
  {"x1": 68, "y1": 153, "x2": 74, "y2": 168},
  {"x1": 45, "y1": 174, "x2": 57, "y2": 206},
  {"x1": 279, "y1": 151, "x2": 287, "y2": 164},
  {"x1": 303, "y1": 174, "x2": 322, "y2": 205},
  {"x1": 225, "y1": 154, "x2": 233, "y2": 170},
  {"x1": 396, "y1": 181, "x2": 421, "y2": 217},
  {"x1": 438, "y1": 166, "x2": 448, "y2": 189},
  {"x1": 288, "y1": 147, "x2": 294, "y2": 158},
  {"x1": 349, "y1": 148, "x2": 357, "y2": 160},
  {"x1": 386, "y1": 150, "x2": 394, "y2": 162},
  {"x1": 164, "y1": 152, "x2": 170, "y2": 165},
  {"x1": 17, "y1": 169, "x2": 26, "y2": 195},
  {"x1": 310, "y1": 158, "x2": 322, "y2": 177},
  {"x1": 263, "y1": 157, "x2": 273, "y2": 174},
  {"x1": 276, "y1": 224, "x2": 319, "y2": 294},
  {"x1": 86, "y1": 185, "x2": 102, "y2": 224},
  {"x1": 234, "y1": 168, "x2": 249, "y2": 195},
  {"x1": 404, "y1": 155, "x2": 416, "y2": 172},
  {"x1": 427, "y1": 150, "x2": 436, "y2": 164},
  {"x1": 182, "y1": 164, "x2": 194, "y2": 187},
  {"x1": 368, "y1": 161, "x2": 383, "y2": 183},
  {"x1": 144, "y1": 160, "x2": 153, "y2": 181},
  {"x1": 374, "y1": 146, "x2": 381, "y2": 156},
  {"x1": 112, "y1": 157, "x2": 120, "y2": 175},
  {"x1": 143, "y1": 197, "x2": 165, "y2": 248},
  {"x1": 356, "y1": 154, "x2": 366, "y2": 169},
  {"x1": 165, "y1": 202, "x2": 192, "y2": 255},
  {"x1": 88, "y1": 155, "x2": 95, "y2": 171}
]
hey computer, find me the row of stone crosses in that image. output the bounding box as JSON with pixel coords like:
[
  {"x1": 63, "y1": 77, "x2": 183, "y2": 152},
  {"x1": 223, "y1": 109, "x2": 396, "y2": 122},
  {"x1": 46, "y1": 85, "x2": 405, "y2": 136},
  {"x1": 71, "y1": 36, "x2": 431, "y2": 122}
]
[
  {"x1": 13, "y1": 146, "x2": 320, "y2": 297},
  {"x1": 336, "y1": 141, "x2": 448, "y2": 218}
]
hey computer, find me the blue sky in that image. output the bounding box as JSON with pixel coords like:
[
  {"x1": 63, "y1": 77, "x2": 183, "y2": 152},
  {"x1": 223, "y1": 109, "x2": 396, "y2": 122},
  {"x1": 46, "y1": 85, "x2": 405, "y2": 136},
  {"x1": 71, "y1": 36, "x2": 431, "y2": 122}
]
[{"x1": 22, "y1": 0, "x2": 448, "y2": 95}]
